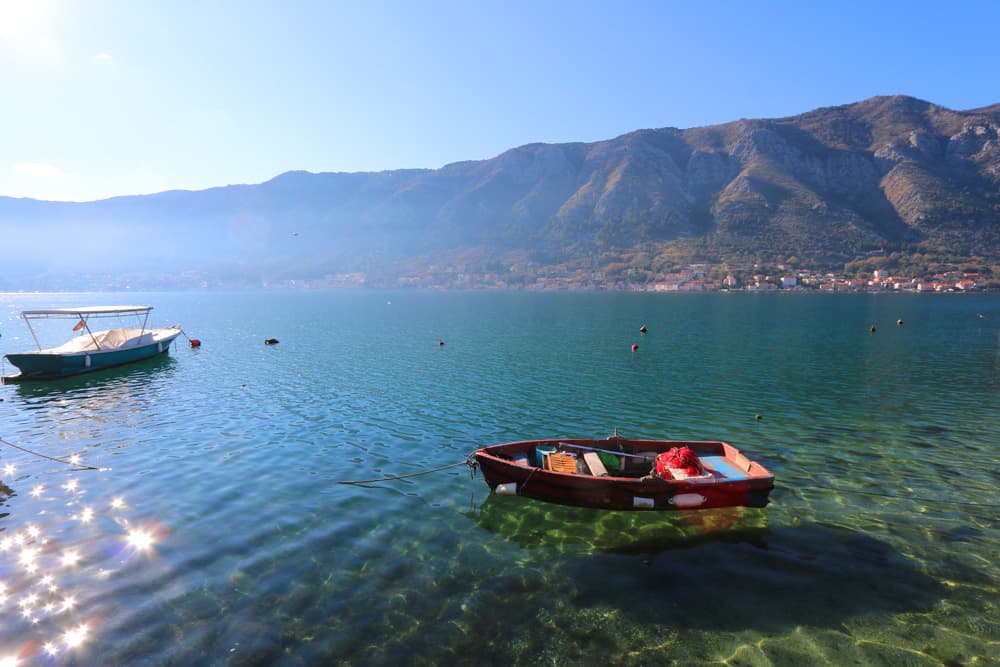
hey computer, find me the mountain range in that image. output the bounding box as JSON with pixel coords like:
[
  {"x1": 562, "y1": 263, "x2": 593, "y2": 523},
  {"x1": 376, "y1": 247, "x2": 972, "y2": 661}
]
[{"x1": 2, "y1": 95, "x2": 997, "y2": 289}]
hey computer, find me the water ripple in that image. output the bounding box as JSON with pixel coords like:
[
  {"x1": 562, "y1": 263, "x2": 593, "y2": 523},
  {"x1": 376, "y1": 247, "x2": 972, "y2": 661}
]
[{"x1": 1, "y1": 291, "x2": 997, "y2": 664}]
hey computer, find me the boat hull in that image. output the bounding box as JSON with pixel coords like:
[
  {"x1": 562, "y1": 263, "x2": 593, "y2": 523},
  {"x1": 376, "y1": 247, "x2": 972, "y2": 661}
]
[
  {"x1": 4, "y1": 329, "x2": 181, "y2": 382},
  {"x1": 474, "y1": 438, "x2": 774, "y2": 511}
]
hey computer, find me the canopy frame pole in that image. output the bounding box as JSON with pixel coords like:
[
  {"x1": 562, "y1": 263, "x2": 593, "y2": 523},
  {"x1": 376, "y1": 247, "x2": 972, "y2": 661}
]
[
  {"x1": 70, "y1": 312, "x2": 101, "y2": 350},
  {"x1": 24, "y1": 316, "x2": 42, "y2": 351}
]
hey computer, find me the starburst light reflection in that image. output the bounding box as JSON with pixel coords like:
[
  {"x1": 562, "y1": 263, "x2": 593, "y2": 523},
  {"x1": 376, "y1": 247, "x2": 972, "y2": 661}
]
[
  {"x1": 61, "y1": 548, "x2": 80, "y2": 567},
  {"x1": 2, "y1": 461, "x2": 162, "y2": 664},
  {"x1": 18, "y1": 546, "x2": 39, "y2": 572},
  {"x1": 2, "y1": 463, "x2": 15, "y2": 476},
  {"x1": 126, "y1": 528, "x2": 155, "y2": 552},
  {"x1": 63, "y1": 623, "x2": 89, "y2": 648}
]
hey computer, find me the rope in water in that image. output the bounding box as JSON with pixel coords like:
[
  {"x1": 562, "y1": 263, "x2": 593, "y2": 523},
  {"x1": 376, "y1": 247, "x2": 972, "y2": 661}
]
[
  {"x1": 5, "y1": 436, "x2": 994, "y2": 513},
  {"x1": 336, "y1": 456, "x2": 475, "y2": 485},
  {"x1": 0, "y1": 436, "x2": 104, "y2": 471}
]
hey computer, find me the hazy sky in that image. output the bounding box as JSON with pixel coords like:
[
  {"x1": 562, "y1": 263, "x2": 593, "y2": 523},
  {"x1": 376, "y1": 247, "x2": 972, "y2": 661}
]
[{"x1": 2, "y1": 0, "x2": 998, "y2": 202}]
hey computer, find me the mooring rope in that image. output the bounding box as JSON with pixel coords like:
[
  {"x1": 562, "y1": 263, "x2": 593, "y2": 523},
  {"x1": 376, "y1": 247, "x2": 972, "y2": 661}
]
[
  {"x1": 0, "y1": 436, "x2": 104, "y2": 471},
  {"x1": 336, "y1": 456, "x2": 475, "y2": 485}
]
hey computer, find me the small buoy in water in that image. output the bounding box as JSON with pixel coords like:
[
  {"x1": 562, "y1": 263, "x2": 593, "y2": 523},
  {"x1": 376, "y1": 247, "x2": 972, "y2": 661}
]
[
  {"x1": 639, "y1": 325, "x2": 647, "y2": 334},
  {"x1": 438, "y1": 339, "x2": 445, "y2": 346},
  {"x1": 631, "y1": 343, "x2": 639, "y2": 352},
  {"x1": 189, "y1": 339, "x2": 201, "y2": 348},
  {"x1": 755, "y1": 414, "x2": 762, "y2": 421},
  {"x1": 870, "y1": 325, "x2": 877, "y2": 333},
  {"x1": 896, "y1": 319, "x2": 903, "y2": 326},
  {"x1": 265, "y1": 338, "x2": 279, "y2": 345}
]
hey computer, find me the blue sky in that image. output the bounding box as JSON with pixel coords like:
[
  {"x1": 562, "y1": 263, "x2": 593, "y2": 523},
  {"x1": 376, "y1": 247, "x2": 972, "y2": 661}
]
[{"x1": 2, "y1": 0, "x2": 998, "y2": 202}]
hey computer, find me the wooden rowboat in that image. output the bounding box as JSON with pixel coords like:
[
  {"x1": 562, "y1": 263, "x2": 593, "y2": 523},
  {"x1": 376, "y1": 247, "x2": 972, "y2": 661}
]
[{"x1": 473, "y1": 436, "x2": 774, "y2": 511}]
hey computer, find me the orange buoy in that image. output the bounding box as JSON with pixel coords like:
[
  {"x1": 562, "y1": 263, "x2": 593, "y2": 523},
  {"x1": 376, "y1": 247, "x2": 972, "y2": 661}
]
[
  {"x1": 265, "y1": 338, "x2": 279, "y2": 345},
  {"x1": 189, "y1": 339, "x2": 201, "y2": 348}
]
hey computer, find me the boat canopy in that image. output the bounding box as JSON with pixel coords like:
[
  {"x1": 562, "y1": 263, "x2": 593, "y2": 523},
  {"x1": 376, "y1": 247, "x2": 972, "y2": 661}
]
[{"x1": 21, "y1": 306, "x2": 153, "y2": 319}]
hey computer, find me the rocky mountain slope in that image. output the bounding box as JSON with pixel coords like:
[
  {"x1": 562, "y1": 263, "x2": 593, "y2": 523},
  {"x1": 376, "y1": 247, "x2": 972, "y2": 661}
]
[{"x1": 1, "y1": 95, "x2": 997, "y2": 287}]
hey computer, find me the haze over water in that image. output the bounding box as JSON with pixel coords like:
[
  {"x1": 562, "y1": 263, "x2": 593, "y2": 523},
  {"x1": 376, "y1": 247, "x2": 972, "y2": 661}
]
[{"x1": 1, "y1": 291, "x2": 997, "y2": 665}]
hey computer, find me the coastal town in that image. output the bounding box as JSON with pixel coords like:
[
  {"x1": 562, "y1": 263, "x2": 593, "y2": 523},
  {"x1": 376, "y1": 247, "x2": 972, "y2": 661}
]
[
  {"x1": 29, "y1": 262, "x2": 989, "y2": 292},
  {"x1": 307, "y1": 264, "x2": 990, "y2": 292}
]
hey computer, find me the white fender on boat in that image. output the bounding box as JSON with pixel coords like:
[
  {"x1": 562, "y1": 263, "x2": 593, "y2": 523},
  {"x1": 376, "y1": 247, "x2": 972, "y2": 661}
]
[
  {"x1": 495, "y1": 482, "x2": 518, "y2": 496},
  {"x1": 632, "y1": 497, "x2": 655, "y2": 509},
  {"x1": 670, "y1": 493, "x2": 706, "y2": 508},
  {"x1": 84, "y1": 354, "x2": 91, "y2": 368}
]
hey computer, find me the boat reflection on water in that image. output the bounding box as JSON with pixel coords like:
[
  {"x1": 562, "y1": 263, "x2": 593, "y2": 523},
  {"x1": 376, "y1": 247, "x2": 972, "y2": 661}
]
[
  {"x1": 467, "y1": 492, "x2": 770, "y2": 555},
  {"x1": 9, "y1": 353, "x2": 176, "y2": 402},
  {"x1": 6, "y1": 355, "x2": 179, "y2": 455}
]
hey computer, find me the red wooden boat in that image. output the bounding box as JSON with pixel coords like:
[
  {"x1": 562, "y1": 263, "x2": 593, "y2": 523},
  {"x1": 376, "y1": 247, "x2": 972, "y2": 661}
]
[{"x1": 473, "y1": 436, "x2": 774, "y2": 511}]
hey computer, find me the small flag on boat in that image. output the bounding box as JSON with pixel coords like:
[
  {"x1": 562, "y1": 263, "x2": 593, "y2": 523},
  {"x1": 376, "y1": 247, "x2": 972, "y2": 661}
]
[{"x1": 73, "y1": 319, "x2": 86, "y2": 331}]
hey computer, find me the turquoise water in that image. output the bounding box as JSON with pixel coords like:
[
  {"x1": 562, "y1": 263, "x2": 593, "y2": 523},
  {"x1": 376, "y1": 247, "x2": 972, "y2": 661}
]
[{"x1": 1, "y1": 291, "x2": 997, "y2": 665}]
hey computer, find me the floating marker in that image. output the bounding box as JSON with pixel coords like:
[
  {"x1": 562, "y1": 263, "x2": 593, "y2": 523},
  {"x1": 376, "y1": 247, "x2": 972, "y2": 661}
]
[
  {"x1": 631, "y1": 343, "x2": 639, "y2": 352},
  {"x1": 265, "y1": 338, "x2": 279, "y2": 345},
  {"x1": 639, "y1": 325, "x2": 647, "y2": 334},
  {"x1": 189, "y1": 339, "x2": 201, "y2": 348}
]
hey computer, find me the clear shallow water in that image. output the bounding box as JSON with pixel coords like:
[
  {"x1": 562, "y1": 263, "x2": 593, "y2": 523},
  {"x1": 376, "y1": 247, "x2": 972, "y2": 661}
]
[{"x1": 0, "y1": 291, "x2": 997, "y2": 666}]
